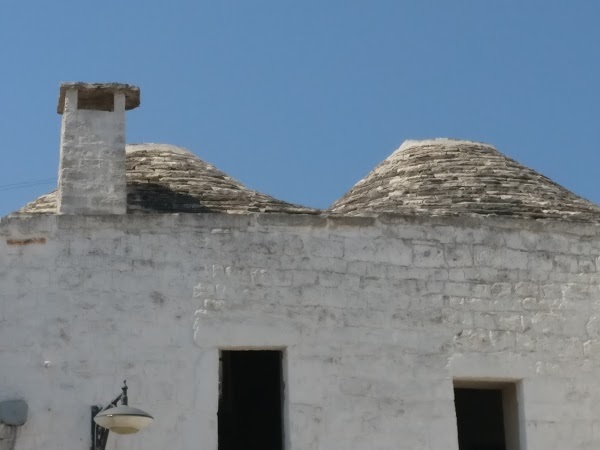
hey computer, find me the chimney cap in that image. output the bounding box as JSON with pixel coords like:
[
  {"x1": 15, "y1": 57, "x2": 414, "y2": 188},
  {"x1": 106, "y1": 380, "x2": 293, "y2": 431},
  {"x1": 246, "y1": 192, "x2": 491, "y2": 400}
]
[{"x1": 57, "y1": 82, "x2": 140, "y2": 114}]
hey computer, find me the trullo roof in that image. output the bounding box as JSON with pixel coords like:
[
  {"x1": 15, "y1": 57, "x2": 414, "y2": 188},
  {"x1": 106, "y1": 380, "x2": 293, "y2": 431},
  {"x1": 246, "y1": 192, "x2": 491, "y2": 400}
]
[
  {"x1": 329, "y1": 138, "x2": 600, "y2": 221},
  {"x1": 13, "y1": 144, "x2": 316, "y2": 215}
]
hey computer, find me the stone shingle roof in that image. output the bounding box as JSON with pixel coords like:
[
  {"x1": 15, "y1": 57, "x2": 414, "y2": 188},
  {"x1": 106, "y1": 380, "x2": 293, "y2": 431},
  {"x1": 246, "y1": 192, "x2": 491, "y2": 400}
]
[
  {"x1": 329, "y1": 138, "x2": 600, "y2": 221},
  {"x1": 14, "y1": 144, "x2": 316, "y2": 215}
]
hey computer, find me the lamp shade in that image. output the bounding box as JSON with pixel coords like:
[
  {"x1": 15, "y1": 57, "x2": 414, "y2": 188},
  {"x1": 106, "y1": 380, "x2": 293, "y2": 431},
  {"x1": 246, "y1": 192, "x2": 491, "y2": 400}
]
[{"x1": 93, "y1": 405, "x2": 154, "y2": 435}]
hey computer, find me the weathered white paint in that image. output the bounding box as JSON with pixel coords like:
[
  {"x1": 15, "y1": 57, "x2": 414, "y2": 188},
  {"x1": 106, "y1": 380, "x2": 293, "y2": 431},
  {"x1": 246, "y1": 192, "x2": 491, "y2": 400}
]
[
  {"x1": 57, "y1": 89, "x2": 127, "y2": 215},
  {"x1": 1, "y1": 213, "x2": 600, "y2": 450}
]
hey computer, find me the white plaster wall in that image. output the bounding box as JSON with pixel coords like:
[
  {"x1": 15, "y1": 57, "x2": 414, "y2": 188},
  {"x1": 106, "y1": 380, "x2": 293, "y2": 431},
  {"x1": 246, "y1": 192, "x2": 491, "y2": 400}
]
[{"x1": 1, "y1": 213, "x2": 599, "y2": 450}]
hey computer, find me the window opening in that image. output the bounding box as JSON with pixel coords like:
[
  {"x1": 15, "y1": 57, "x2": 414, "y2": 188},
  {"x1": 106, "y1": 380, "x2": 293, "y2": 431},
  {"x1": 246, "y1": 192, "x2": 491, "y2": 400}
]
[
  {"x1": 453, "y1": 381, "x2": 520, "y2": 450},
  {"x1": 218, "y1": 350, "x2": 284, "y2": 450}
]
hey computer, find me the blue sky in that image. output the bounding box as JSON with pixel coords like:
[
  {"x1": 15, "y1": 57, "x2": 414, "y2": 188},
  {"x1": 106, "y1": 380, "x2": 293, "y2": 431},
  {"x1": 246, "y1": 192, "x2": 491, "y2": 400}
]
[{"x1": 1, "y1": 1, "x2": 599, "y2": 216}]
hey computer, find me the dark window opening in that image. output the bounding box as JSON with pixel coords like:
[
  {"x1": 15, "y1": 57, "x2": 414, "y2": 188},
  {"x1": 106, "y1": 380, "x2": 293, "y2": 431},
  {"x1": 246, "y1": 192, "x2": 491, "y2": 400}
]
[
  {"x1": 218, "y1": 350, "x2": 284, "y2": 450},
  {"x1": 77, "y1": 92, "x2": 114, "y2": 111},
  {"x1": 454, "y1": 382, "x2": 520, "y2": 450}
]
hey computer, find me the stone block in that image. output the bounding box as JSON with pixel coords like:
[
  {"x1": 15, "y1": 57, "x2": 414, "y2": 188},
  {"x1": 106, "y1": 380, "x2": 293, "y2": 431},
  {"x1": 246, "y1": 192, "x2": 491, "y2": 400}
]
[
  {"x1": 344, "y1": 237, "x2": 411, "y2": 266},
  {"x1": 578, "y1": 258, "x2": 597, "y2": 273},
  {"x1": 528, "y1": 252, "x2": 554, "y2": 272},
  {"x1": 444, "y1": 244, "x2": 473, "y2": 266},
  {"x1": 307, "y1": 238, "x2": 344, "y2": 258},
  {"x1": 504, "y1": 230, "x2": 539, "y2": 250},
  {"x1": 554, "y1": 254, "x2": 579, "y2": 273},
  {"x1": 473, "y1": 245, "x2": 528, "y2": 270},
  {"x1": 413, "y1": 244, "x2": 445, "y2": 267},
  {"x1": 514, "y1": 282, "x2": 539, "y2": 298}
]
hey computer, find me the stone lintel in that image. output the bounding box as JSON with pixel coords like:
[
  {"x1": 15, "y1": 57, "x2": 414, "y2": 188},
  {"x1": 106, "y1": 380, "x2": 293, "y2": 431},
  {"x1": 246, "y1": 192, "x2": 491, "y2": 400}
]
[{"x1": 57, "y1": 82, "x2": 140, "y2": 114}]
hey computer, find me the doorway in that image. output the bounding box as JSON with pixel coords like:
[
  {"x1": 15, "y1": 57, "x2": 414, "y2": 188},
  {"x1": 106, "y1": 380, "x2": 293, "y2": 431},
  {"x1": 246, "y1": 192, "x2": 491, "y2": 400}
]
[{"x1": 218, "y1": 350, "x2": 284, "y2": 450}]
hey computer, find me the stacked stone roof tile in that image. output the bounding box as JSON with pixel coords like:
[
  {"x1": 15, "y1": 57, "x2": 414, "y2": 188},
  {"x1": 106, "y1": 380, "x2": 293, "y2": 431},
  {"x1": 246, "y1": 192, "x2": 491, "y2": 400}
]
[
  {"x1": 328, "y1": 139, "x2": 600, "y2": 222},
  {"x1": 14, "y1": 144, "x2": 317, "y2": 215},
  {"x1": 14, "y1": 138, "x2": 600, "y2": 222}
]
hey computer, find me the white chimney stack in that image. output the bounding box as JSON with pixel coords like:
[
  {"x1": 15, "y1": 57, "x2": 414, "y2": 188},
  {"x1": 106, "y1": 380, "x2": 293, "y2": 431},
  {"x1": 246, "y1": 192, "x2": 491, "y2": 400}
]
[{"x1": 56, "y1": 82, "x2": 140, "y2": 215}]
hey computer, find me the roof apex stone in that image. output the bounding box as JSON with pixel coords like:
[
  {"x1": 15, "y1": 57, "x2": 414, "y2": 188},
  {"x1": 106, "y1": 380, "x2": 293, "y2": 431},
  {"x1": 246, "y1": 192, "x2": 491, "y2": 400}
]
[{"x1": 392, "y1": 138, "x2": 492, "y2": 154}]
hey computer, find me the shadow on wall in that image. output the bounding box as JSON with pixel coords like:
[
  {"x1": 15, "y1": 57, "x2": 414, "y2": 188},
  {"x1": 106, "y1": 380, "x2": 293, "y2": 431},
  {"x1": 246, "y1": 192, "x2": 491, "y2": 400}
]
[{"x1": 127, "y1": 183, "x2": 213, "y2": 213}]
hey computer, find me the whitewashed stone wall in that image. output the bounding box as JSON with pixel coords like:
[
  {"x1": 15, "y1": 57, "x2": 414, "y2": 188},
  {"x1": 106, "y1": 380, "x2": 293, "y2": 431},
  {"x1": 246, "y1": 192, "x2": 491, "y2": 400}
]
[
  {"x1": 0, "y1": 213, "x2": 599, "y2": 450},
  {"x1": 57, "y1": 89, "x2": 127, "y2": 215}
]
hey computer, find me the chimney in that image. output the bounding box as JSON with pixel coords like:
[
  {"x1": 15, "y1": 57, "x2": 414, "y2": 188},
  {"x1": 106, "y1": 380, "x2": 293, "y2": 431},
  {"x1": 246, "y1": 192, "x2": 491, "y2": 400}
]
[{"x1": 56, "y1": 82, "x2": 140, "y2": 215}]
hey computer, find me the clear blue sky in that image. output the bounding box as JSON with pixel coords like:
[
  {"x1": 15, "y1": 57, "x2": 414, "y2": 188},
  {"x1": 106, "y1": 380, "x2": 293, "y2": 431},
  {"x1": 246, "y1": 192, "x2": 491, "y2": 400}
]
[{"x1": 1, "y1": 1, "x2": 599, "y2": 217}]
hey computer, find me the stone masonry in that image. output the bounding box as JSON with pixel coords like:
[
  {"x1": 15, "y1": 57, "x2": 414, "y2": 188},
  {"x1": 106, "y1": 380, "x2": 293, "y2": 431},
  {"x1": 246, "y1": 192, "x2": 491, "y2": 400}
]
[
  {"x1": 4, "y1": 83, "x2": 600, "y2": 450},
  {"x1": 1, "y1": 212, "x2": 599, "y2": 450},
  {"x1": 56, "y1": 83, "x2": 139, "y2": 215}
]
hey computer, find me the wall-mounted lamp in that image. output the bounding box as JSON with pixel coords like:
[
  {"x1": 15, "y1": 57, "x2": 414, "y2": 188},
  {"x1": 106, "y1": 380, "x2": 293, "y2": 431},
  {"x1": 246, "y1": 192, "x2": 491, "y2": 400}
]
[
  {"x1": 0, "y1": 399, "x2": 28, "y2": 450},
  {"x1": 91, "y1": 381, "x2": 153, "y2": 450}
]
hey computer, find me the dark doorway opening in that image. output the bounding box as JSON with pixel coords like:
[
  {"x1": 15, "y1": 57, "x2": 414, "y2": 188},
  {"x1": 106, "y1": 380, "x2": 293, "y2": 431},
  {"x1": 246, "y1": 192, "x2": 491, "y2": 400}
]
[{"x1": 218, "y1": 350, "x2": 284, "y2": 450}]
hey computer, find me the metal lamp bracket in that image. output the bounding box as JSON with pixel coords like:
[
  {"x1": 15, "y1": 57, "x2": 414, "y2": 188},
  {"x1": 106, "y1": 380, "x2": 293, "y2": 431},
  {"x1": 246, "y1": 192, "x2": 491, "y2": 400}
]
[
  {"x1": 90, "y1": 381, "x2": 128, "y2": 450},
  {"x1": 91, "y1": 405, "x2": 109, "y2": 450}
]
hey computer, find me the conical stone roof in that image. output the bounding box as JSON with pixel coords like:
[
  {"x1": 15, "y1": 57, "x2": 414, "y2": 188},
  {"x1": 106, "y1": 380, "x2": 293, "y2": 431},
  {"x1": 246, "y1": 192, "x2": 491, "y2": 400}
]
[
  {"x1": 329, "y1": 138, "x2": 600, "y2": 221},
  {"x1": 14, "y1": 144, "x2": 316, "y2": 215}
]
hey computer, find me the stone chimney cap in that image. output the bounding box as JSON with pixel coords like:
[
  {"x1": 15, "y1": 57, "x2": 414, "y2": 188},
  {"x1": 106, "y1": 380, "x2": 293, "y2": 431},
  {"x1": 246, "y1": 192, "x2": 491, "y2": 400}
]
[{"x1": 57, "y1": 82, "x2": 140, "y2": 114}]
